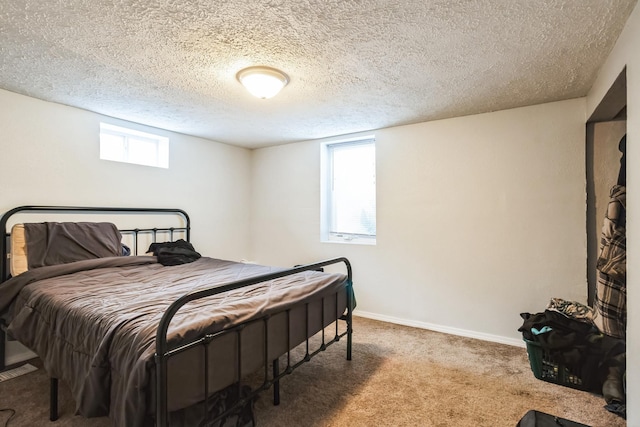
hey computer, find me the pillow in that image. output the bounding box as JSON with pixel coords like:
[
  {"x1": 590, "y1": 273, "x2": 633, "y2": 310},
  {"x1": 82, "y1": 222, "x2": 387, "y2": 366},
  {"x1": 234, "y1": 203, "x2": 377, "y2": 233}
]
[
  {"x1": 9, "y1": 224, "x2": 28, "y2": 276},
  {"x1": 18, "y1": 222, "x2": 123, "y2": 271}
]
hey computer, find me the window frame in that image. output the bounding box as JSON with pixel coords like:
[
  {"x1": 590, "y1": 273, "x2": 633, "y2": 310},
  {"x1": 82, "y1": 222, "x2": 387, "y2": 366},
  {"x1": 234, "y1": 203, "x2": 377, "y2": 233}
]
[
  {"x1": 99, "y1": 123, "x2": 169, "y2": 169},
  {"x1": 321, "y1": 136, "x2": 377, "y2": 245}
]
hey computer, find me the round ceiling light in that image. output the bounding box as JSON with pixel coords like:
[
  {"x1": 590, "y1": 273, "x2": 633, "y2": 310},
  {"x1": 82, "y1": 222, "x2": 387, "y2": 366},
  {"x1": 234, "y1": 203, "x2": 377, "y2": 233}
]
[{"x1": 236, "y1": 66, "x2": 289, "y2": 99}]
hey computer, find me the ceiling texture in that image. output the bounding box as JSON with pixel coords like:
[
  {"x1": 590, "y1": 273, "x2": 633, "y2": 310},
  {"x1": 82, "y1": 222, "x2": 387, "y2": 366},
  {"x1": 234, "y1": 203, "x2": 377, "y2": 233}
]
[{"x1": 0, "y1": 0, "x2": 637, "y2": 148}]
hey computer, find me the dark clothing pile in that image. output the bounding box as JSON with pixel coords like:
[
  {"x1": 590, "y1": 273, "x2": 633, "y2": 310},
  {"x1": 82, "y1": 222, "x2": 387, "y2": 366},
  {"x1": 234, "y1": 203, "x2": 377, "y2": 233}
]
[
  {"x1": 147, "y1": 239, "x2": 201, "y2": 266},
  {"x1": 519, "y1": 309, "x2": 626, "y2": 418}
]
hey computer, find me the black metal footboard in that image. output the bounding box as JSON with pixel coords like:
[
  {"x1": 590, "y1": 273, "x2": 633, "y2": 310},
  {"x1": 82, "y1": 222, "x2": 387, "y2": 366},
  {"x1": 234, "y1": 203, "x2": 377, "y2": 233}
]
[{"x1": 154, "y1": 257, "x2": 354, "y2": 427}]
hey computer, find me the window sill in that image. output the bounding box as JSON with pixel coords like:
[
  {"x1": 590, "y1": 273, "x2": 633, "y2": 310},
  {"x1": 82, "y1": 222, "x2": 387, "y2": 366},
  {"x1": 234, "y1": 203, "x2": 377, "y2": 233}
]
[{"x1": 321, "y1": 237, "x2": 376, "y2": 246}]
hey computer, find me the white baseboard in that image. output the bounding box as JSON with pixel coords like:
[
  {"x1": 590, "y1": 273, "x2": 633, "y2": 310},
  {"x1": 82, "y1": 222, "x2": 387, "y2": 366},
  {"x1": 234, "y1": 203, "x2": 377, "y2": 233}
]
[
  {"x1": 354, "y1": 310, "x2": 526, "y2": 348},
  {"x1": 5, "y1": 340, "x2": 37, "y2": 366}
]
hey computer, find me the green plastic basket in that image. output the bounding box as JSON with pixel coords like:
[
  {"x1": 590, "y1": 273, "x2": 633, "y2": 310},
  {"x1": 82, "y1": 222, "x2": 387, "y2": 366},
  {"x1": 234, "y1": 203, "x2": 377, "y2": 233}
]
[{"x1": 524, "y1": 339, "x2": 595, "y2": 391}]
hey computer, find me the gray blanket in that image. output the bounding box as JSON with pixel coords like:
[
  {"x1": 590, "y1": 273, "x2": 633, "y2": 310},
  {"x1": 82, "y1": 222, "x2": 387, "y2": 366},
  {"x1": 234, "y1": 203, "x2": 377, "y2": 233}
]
[{"x1": 0, "y1": 257, "x2": 346, "y2": 426}]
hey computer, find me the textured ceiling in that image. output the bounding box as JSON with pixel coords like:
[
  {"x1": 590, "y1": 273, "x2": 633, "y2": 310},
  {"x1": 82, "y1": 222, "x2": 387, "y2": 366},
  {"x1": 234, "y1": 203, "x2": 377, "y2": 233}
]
[{"x1": 0, "y1": 1, "x2": 637, "y2": 148}]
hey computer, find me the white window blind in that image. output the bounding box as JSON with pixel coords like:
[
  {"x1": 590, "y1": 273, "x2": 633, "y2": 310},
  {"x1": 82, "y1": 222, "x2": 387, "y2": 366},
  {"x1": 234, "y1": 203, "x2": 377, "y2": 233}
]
[
  {"x1": 100, "y1": 123, "x2": 169, "y2": 168},
  {"x1": 324, "y1": 138, "x2": 376, "y2": 243}
]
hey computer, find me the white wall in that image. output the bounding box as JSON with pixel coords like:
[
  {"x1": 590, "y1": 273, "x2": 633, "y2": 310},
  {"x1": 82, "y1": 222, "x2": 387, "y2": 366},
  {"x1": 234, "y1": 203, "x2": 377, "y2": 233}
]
[
  {"x1": 251, "y1": 98, "x2": 587, "y2": 346},
  {"x1": 0, "y1": 88, "x2": 252, "y2": 261},
  {"x1": 0, "y1": 88, "x2": 253, "y2": 364},
  {"x1": 587, "y1": 2, "x2": 639, "y2": 424}
]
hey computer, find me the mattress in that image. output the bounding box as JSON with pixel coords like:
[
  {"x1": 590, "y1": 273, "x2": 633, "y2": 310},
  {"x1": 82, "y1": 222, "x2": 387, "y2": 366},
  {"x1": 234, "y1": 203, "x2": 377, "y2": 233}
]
[{"x1": 0, "y1": 256, "x2": 349, "y2": 426}]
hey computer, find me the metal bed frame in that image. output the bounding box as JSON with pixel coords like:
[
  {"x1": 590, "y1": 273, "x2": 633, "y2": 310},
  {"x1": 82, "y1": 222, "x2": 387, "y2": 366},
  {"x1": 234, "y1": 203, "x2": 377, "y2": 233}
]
[{"x1": 0, "y1": 206, "x2": 354, "y2": 427}]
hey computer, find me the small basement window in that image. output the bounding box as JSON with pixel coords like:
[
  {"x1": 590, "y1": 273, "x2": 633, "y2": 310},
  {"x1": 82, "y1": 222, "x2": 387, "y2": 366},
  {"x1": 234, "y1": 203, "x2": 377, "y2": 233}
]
[{"x1": 100, "y1": 123, "x2": 169, "y2": 168}]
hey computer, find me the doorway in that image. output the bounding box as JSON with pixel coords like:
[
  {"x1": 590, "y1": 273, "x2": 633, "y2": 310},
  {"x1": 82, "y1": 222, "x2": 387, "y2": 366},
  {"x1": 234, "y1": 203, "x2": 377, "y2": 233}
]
[{"x1": 585, "y1": 67, "x2": 626, "y2": 307}]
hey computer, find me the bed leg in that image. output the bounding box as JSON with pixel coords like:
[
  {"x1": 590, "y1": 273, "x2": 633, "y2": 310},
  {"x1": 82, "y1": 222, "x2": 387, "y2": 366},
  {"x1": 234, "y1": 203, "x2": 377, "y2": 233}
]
[
  {"x1": 50, "y1": 377, "x2": 59, "y2": 421},
  {"x1": 347, "y1": 283, "x2": 353, "y2": 361},
  {"x1": 272, "y1": 359, "x2": 280, "y2": 406},
  {"x1": 0, "y1": 327, "x2": 5, "y2": 371},
  {"x1": 347, "y1": 320, "x2": 353, "y2": 361}
]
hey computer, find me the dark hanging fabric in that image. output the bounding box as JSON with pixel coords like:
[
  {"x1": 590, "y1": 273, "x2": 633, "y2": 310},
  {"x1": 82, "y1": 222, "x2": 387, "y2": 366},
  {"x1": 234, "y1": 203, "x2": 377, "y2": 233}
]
[
  {"x1": 617, "y1": 135, "x2": 626, "y2": 186},
  {"x1": 594, "y1": 185, "x2": 626, "y2": 339},
  {"x1": 617, "y1": 135, "x2": 626, "y2": 229}
]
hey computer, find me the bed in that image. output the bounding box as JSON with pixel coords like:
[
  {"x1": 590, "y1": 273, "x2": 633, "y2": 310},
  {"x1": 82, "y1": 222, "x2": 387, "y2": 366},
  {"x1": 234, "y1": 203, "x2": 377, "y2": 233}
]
[{"x1": 0, "y1": 206, "x2": 354, "y2": 426}]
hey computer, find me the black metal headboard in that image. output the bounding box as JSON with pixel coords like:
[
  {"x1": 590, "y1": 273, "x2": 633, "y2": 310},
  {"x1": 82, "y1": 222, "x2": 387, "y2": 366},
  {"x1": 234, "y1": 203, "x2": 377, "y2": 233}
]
[{"x1": 0, "y1": 206, "x2": 190, "y2": 283}]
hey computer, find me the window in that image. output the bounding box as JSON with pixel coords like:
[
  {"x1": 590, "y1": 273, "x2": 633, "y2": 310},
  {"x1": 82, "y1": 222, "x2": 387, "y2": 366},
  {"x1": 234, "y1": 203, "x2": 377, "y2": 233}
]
[
  {"x1": 321, "y1": 137, "x2": 376, "y2": 244},
  {"x1": 100, "y1": 123, "x2": 169, "y2": 168}
]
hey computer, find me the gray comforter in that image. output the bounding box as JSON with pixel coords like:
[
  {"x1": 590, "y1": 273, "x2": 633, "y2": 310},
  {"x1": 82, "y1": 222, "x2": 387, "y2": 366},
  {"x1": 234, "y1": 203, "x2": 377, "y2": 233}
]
[{"x1": 0, "y1": 256, "x2": 347, "y2": 426}]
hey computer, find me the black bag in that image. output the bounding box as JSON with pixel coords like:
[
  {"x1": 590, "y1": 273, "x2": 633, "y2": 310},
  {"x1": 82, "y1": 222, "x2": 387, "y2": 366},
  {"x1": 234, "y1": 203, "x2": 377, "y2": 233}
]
[
  {"x1": 516, "y1": 410, "x2": 589, "y2": 427},
  {"x1": 147, "y1": 239, "x2": 201, "y2": 266}
]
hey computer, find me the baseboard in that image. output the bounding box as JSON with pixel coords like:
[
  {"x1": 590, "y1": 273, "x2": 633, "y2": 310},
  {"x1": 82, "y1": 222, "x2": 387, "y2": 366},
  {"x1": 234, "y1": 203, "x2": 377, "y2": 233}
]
[
  {"x1": 4, "y1": 340, "x2": 37, "y2": 366},
  {"x1": 354, "y1": 310, "x2": 525, "y2": 348},
  {"x1": 0, "y1": 363, "x2": 37, "y2": 381}
]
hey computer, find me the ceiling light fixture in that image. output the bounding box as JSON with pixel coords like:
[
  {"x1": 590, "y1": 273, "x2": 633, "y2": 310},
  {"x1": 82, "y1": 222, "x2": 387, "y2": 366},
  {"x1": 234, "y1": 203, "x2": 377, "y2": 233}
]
[{"x1": 236, "y1": 66, "x2": 289, "y2": 99}]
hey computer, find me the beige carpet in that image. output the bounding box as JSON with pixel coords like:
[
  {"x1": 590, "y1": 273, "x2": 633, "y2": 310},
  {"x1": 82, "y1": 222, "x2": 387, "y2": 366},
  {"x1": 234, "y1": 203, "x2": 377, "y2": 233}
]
[{"x1": 0, "y1": 317, "x2": 625, "y2": 426}]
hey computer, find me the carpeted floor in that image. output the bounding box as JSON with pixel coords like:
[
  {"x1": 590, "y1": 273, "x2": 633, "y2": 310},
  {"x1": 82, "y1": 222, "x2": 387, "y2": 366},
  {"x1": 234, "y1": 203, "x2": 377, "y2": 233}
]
[{"x1": 0, "y1": 316, "x2": 625, "y2": 426}]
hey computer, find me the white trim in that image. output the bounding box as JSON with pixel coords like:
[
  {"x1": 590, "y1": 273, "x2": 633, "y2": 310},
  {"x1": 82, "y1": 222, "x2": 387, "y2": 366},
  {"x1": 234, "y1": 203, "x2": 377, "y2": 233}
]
[
  {"x1": 5, "y1": 341, "x2": 37, "y2": 366},
  {"x1": 322, "y1": 236, "x2": 377, "y2": 245},
  {"x1": 322, "y1": 134, "x2": 376, "y2": 145},
  {"x1": 320, "y1": 137, "x2": 377, "y2": 243},
  {"x1": 100, "y1": 122, "x2": 169, "y2": 169},
  {"x1": 0, "y1": 363, "x2": 37, "y2": 382},
  {"x1": 354, "y1": 310, "x2": 526, "y2": 348}
]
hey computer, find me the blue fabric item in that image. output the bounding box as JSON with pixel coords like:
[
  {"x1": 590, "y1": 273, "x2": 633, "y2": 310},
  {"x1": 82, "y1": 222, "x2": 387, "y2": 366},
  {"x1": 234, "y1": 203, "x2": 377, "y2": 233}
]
[
  {"x1": 531, "y1": 326, "x2": 553, "y2": 335},
  {"x1": 604, "y1": 403, "x2": 626, "y2": 419}
]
